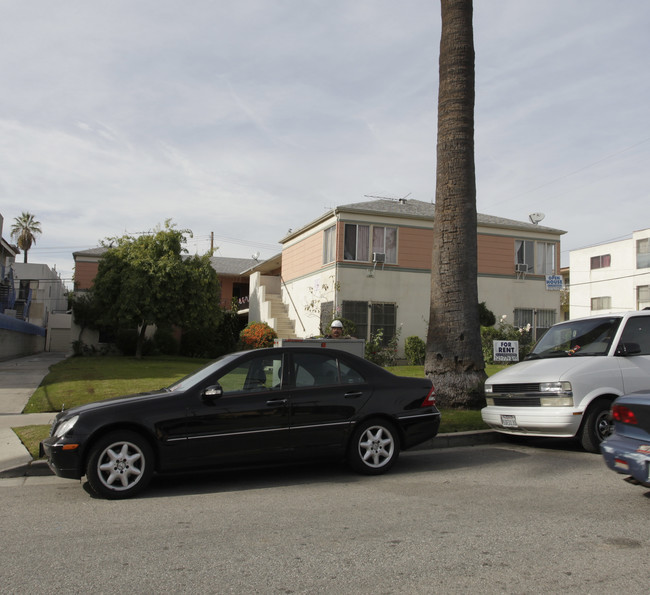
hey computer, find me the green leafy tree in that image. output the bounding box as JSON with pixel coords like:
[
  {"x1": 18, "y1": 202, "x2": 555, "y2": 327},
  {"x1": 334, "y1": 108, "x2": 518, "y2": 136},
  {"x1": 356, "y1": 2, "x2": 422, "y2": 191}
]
[
  {"x1": 91, "y1": 221, "x2": 221, "y2": 358},
  {"x1": 11, "y1": 211, "x2": 42, "y2": 263},
  {"x1": 425, "y1": 0, "x2": 486, "y2": 408}
]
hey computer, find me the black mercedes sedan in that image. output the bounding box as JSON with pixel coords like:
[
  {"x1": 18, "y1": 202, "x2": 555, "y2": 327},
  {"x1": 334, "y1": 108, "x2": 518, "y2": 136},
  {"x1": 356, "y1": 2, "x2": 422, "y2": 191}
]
[{"x1": 41, "y1": 347, "x2": 440, "y2": 499}]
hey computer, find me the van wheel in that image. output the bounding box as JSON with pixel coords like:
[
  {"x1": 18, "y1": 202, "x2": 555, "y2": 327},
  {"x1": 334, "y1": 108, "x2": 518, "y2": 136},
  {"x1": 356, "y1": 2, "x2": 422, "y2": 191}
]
[{"x1": 579, "y1": 399, "x2": 613, "y2": 453}]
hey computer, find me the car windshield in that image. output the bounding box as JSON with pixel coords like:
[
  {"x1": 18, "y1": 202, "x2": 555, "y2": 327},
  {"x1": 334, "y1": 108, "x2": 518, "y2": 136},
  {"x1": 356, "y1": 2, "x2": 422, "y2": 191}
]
[
  {"x1": 526, "y1": 317, "x2": 622, "y2": 359},
  {"x1": 166, "y1": 353, "x2": 242, "y2": 392}
]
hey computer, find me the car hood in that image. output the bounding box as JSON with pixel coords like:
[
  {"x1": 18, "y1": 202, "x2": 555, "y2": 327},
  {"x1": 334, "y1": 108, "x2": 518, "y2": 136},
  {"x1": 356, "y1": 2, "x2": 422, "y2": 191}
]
[
  {"x1": 59, "y1": 389, "x2": 171, "y2": 419},
  {"x1": 486, "y1": 356, "x2": 617, "y2": 384}
]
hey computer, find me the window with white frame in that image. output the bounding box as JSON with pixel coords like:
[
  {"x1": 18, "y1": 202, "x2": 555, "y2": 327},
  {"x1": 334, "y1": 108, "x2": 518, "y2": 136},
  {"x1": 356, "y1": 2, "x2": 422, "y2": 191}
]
[
  {"x1": 322, "y1": 226, "x2": 336, "y2": 264},
  {"x1": 344, "y1": 224, "x2": 398, "y2": 263},
  {"x1": 515, "y1": 240, "x2": 534, "y2": 273},
  {"x1": 515, "y1": 239, "x2": 558, "y2": 275},
  {"x1": 591, "y1": 296, "x2": 611, "y2": 311},
  {"x1": 371, "y1": 226, "x2": 397, "y2": 264},
  {"x1": 637, "y1": 286, "x2": 650, "y2": 310},
  {"x1": 637, "y1": 238, "x2": 650, "y2": 269},
  {"x1": 514, "y1": 308, "x2": 556, "y2": 341},
  {"x1": 590, "y1": 254, "x2": 611, "y2": 270},
  {"x1": 535, "y1": 242, "x2": 556, "y2": 275},
  {"x1": 344, "y1": 224, "x2": 370, "y2": 262}
]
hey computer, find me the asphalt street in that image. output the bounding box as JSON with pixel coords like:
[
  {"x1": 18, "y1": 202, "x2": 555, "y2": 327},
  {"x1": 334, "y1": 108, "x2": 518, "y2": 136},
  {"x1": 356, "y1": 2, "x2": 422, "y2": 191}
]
[{"x1": 1, "y1": 441, "x2": 648, "y2": 593}]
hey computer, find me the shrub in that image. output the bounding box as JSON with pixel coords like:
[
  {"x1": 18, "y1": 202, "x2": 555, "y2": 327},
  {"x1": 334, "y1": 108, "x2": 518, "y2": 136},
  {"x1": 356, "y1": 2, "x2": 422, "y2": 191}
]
[
  {"x1": 240, "y1": 321, "x2": 278, "y2": 349},
  {"x1": 180, "y1": 310, "x2": 243, "y2": 358},
  {"x1": 115, "y1": 329, "x2": 155, "y2": 357},
  {"x1": 405, "y1": 335, "x2": 426, "y2": 365},
  {"x1": 478, "y1": 301, "x2": 496, "y2": 327},
  {"x1": 154, "y1": 325, "x2": 180, "y2": 356},
  {"x1": 365, "y1": 326, "x2": 402, "y2": 367}
]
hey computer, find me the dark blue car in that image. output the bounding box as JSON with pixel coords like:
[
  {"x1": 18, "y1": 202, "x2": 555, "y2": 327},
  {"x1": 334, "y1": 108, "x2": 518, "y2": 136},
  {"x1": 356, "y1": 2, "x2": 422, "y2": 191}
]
[{"x1": 601, "y1": 391, "x2": 650, "y2": 489}]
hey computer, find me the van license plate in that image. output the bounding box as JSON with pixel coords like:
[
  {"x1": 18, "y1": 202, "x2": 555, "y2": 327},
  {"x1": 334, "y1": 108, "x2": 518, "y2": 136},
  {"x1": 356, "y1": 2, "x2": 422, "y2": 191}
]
[{"x1": 501, "y1": 415, "x2": 518, "y2": 428}]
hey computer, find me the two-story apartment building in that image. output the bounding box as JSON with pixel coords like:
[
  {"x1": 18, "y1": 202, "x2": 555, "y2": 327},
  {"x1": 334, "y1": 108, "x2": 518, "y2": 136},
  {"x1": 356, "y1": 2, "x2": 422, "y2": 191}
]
[
  {"x1": 569, "y1": 227, "x2": 650, "y2": 319},
  {"x1": 248, "y1": 199, "x2": 565, "y2": 352}
]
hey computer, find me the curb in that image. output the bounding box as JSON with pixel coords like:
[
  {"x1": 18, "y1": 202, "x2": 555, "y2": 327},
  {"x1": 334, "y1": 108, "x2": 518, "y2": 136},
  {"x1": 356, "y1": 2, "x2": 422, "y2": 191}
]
[{"x1": 0, "y1": 430, "x2": 502, "y2": 479}]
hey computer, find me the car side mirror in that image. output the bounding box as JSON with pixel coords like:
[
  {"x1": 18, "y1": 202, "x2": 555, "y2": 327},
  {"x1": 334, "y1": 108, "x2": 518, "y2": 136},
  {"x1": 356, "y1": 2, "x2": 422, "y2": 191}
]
[
  {"x1": 202, "y1": 384, "x2": 223, "y2": 401},
  {"x1": 615, "y1": 342, "x2": 641, "y2": 356}
]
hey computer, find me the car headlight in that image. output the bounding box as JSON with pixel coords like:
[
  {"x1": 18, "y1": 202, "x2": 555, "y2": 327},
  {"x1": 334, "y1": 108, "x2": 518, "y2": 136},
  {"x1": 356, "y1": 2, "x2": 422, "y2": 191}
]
[
  {"x1": 484, "y1": 385, "x2": 493, "y2": 394},
  {"x1": 539, "y1": 381, "x2": 572, "y2": 394},
  {"x1": 53, "y1": 415, "x2": 79, "y2": 438}
]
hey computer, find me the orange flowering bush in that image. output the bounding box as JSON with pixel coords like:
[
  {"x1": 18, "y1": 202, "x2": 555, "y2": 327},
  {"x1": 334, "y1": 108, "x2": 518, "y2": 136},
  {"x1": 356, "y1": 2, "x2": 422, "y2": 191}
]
[{"x1": 239, "y1": 322, "x2": 278, "y2": 349}]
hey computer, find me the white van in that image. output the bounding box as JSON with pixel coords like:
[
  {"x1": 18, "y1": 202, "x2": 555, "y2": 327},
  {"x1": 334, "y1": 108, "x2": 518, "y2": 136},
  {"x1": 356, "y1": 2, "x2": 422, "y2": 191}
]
[{"x1": 481, "y1": 310, "x2": 650, "y2": 452}]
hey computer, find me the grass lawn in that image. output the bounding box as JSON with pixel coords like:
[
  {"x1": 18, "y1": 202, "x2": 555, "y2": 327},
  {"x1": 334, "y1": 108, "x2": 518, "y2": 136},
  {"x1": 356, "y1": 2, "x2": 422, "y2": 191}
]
[{"x1": 14, "y1": 356, "x2": 505, "y2": 460}]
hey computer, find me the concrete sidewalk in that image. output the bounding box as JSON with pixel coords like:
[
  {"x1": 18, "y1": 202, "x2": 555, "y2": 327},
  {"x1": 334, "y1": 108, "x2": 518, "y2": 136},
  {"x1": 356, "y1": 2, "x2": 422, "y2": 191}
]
[
  {"x1": 0, "y1": 351, "x2": 502, "y2": 478},
  {"x1": 0, "y1": 352, "x2": 68, "y2": 474}
]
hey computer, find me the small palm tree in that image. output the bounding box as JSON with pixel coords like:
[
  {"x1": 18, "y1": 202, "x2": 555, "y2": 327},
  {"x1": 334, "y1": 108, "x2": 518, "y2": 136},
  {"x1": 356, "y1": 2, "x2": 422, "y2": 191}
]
[{"x1": 11, "y1": 212, "x2": 42, "y2": 263}]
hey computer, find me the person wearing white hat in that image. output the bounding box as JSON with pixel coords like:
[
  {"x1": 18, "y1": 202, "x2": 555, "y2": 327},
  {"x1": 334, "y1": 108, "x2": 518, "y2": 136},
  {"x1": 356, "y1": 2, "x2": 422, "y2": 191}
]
[{"x1": 327, "y1": 319, "x2": 344, "y2": 339}]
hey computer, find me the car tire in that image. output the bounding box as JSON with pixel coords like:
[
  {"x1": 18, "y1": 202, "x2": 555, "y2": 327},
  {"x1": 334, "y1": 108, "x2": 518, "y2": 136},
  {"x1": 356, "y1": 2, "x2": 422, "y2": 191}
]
[
  {"x1": 86, "y1": 430, "x2": 154, "y2": 499},
  {"x1": 348, "y1": 419, "x2": 400, "y2": 475},
  {"x1": 579, "y1": 399, "x2": 613, "y2": 453}
]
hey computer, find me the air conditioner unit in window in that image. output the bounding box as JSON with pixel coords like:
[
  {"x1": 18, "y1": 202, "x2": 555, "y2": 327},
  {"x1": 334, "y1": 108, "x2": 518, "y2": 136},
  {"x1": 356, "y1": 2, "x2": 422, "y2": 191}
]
[
  {"x1": 373, "y1": 252, "x2": 386, "y2": 264},
  {"x1": 515, "y1": 263, "x2": 529, "y2": 273}
]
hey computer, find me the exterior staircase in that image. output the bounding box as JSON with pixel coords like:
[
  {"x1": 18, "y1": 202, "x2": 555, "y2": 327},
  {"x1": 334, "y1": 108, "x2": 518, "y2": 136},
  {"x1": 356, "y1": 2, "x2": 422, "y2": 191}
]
[{"x1": 264, "y1": 293, "x2": 297, "y2": 339}]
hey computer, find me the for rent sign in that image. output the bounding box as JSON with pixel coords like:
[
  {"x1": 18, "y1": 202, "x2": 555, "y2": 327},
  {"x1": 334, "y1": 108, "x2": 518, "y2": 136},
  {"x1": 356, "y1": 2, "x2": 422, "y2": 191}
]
[{"x1": 493, "y1": 340, "x2": 519, "y2": 362}]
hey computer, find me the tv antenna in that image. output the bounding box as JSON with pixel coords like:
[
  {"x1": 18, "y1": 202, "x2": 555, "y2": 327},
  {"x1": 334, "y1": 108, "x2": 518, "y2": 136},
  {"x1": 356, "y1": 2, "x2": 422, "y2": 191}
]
[{"x1": 364, "y1": 192, "x2": 411, "y2": 203}]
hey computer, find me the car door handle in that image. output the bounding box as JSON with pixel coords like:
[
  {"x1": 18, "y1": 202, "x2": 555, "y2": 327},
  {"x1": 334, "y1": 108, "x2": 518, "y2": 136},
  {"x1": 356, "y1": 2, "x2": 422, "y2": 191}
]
[
  {"x1": 344, "y1": 391, "x2": 363, "y2": 398},
  {"x1": 266, "y1": 398, "x2": 288, "y2": 406}
]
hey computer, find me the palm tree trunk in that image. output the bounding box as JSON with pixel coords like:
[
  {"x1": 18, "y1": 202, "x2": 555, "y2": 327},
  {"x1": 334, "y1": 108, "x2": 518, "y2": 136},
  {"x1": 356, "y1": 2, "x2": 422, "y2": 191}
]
[{"x1": 425, "y1": 0, "x2": 486, "y2": 408}]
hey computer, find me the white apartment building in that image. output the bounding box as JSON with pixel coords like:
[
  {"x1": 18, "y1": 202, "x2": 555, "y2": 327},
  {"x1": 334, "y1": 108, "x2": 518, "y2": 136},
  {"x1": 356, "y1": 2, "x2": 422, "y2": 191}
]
[{"x1": 569, "y1": 228, "x2": 650, "y2": 319}]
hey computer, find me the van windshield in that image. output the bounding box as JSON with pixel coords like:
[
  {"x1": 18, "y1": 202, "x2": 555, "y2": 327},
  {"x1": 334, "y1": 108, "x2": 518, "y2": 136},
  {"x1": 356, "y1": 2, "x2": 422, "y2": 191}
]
[{"x1": 525, "y1": 317, "x2": 622, "y2": 359}]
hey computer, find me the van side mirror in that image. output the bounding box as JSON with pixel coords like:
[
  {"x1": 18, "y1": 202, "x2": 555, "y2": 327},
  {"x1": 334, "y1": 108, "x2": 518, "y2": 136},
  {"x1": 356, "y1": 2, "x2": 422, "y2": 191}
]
[
  {"x1": 615, "y1": 342, "x2": 641, "y2": 356},
  {"x1": 202, "y1": 384, "x2": 223, "y2": 401}
]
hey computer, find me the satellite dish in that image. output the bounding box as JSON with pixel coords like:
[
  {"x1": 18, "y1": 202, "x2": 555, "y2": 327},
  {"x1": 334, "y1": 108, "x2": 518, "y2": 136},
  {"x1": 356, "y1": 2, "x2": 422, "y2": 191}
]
[
  {"x1": 252, "y1": 252, "x2": 260, "y2": 261},
  {"x1": 529, "y1": 212, "x2": 545, "y2": 225}
]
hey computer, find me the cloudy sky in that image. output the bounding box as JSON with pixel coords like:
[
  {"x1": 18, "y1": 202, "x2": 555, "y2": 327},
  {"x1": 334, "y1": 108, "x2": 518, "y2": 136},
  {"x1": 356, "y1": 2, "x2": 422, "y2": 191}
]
[{"x1": 2, "y1": 1, "x2": 649, "y2": 288}]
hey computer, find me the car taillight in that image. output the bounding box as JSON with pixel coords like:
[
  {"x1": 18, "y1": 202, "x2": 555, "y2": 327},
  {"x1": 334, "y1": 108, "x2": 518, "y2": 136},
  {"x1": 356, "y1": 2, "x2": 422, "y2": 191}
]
[
  {"x1": 612, "y1": 405, "x2": 638, "y2": 425},
  {"x1": 421, "y1": 386, "x2": 436, "y2": 407}
]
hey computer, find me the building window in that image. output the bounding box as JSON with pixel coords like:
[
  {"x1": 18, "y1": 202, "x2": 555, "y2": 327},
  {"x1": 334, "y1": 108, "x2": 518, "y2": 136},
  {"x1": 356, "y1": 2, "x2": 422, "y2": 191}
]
[
  {"x1": 590, "y1": 254, "x2": 611, "y2": 270},
  {"x1": 514, "y1": 308, "x2": 556, "y2": 341},
  {"x1": 341, "y1": 300, "x2": 369, "y2": 339},
  {"x1": 637, "y1": 238, "x2": 650, "y2": 269},
  {"x1": 515, "y1": 240, "x2": 534, "y2": 273},
  {"x1": 372, "y1": 226, "x2": 397, "y2": 264},
  {"x1": 344, "y1": 224, "x2": 398, "y2": 264},
  {"x1": 370, "y1": 302, "x2": 397, "y2": 343},
  {"x1": 515, "y1": 240, "x2": 558, "y2": 275},
  {"x1": 344, "y1": 224, "x2": 370, "y2": 262},
  {"x1": 341, "y1": 300, "x2": 396, "y2": 343},
  {"x1": 535, "y1": 242, "x2": 556, "y2": 275},
  {"x1": 591, "y1": 296, "x2": 611, "y2": 311},
  {"x1": 323, "y1": 226, "x2": 336, "y2": 264},
  {"x1": 637, "y1": 286, "x2": 650, "y2": 310}
]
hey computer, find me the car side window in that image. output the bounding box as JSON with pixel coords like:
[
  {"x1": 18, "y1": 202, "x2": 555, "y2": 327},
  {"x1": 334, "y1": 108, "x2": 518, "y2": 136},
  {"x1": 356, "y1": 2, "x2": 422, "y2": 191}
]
[
  {"x1": 340, "y1": 361, "x2": 365, "y2": 384},
  {"x1": 217, "y1": 354, "x2": 284, "y2": 394},
  {"x1": 293, "y1": 353, "x2": 340, "y2": 387},
  {"x1": 619, "y1": 317, "x2": 650, "y2": 355}
]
